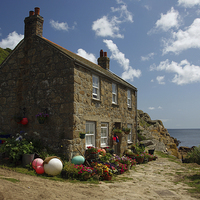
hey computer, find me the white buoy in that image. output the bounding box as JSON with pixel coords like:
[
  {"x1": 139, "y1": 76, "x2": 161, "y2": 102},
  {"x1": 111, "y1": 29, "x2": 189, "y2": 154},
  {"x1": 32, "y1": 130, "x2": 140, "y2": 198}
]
[{"x1": 43, "y1": 157, "x2": 63, "y2": 176}]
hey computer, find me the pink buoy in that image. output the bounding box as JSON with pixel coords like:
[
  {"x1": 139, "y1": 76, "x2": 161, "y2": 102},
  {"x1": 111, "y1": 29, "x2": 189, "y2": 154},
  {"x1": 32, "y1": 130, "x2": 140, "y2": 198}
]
[
  {"x1": 36, "y1": 166, "x2": 44, "y2": 174},
  {"x1": 32, "y1": 158, "x2": 43, "y2": 170}
]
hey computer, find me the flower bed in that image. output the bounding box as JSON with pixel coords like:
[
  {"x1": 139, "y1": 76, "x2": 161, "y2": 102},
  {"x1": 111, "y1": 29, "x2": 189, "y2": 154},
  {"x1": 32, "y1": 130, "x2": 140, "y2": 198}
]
[{"x1": 61, "y1": 151, "x2": 137, "y2": 181}]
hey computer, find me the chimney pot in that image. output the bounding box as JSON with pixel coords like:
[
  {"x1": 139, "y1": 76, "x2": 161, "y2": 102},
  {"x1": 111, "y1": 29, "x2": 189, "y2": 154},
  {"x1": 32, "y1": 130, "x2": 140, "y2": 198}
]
[
  {"x1": 100, "y1": 49, "x2": 104, "y2": 57},
  {"x1": 34, "y1": 7, "x2": 40, "y2": 15},
  {"x1": 29, "y1": 11, "x2": 35, "y2": 16},
  {"x1": 104, "y1": 52, "x2": 107, "y2": 57}
]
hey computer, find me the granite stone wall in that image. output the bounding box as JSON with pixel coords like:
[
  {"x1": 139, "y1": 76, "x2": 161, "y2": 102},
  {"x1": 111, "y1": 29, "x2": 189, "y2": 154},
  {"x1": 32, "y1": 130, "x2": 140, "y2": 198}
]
[{"x1": 0, "y1": 35, "x2": 137, "y2": 159}]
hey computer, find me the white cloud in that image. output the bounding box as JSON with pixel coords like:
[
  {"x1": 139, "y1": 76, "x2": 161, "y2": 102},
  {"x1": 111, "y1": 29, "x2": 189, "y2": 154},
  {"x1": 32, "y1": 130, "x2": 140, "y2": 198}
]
[
  {"x1": 77, "y1": 49, "x2": 97, "y2": 64},
  {"x1": 103, "y1": 39, "x2": 141, "y2": 81},
  {"x1": 148, "y1": 7, "x2": 181, "y2": 34},
  {"x1": 158, "y1": 106, "x2": 163, "y2": 109},
  {"x1": 148, "y1": 107, "x2": 155, "y2": 110},
  {"x1": 178, "y1": 0, "x2": 200, "y2": 8},
  {"x1": 50, "y1": 20, "x2": 76, "y2": 31},
  {"x1": 92, "y1": 0, "x2": 133, "y2": 38},
  {"x1": 151, "y1": 79, "x2": 154, "y2": 82},
  {"x1": 150, "y1": 59, "x2": 200, "y2": 85},
  {"x1": 163, "y1": 18, "x2": 200, "y2": 54},
  {"x1": 0, "y1": 31, "x2": 23, "y2": 49},
  {"x1": 141, "y1": 52, "x2": 155, "y2": 61},
  {"x1": 92, "y1": 16, "x2": 124, "y2": 38},
  {"x1": 156, "y1": 76, "x2": 165, "y2": 84}
]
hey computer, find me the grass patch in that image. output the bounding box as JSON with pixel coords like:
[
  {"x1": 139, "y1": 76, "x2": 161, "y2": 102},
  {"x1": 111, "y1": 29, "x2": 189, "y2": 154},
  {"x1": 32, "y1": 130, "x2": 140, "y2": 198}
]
[{"x1": 0, "y1": 177, "x2": 20, "y2": 183}]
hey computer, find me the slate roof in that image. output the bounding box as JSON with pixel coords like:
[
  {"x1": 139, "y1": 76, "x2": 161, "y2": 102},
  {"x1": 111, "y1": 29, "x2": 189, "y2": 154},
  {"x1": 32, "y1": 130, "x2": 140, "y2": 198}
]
[
  {"x1": 1, "y1": 35, "x2": 137, "y2": 91},
  {"x1": 42, "y1": 37, "x2": 137, "y2": 91}
]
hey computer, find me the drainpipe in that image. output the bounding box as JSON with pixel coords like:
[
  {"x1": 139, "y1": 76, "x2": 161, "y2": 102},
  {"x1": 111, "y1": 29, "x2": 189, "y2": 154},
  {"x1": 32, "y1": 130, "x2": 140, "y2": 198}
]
[{"x1": 135, "y1": 90, "x2": 138, "y2": 144}]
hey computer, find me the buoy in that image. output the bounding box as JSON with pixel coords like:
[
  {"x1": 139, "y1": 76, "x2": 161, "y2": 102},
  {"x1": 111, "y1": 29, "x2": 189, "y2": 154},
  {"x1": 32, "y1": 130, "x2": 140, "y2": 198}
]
[
  {"x1": 71, "y1": 155, "x2": 85, "y2": 165},
  {"x1": 44, "y1": 157, "x2": 63, "y2": 176},
  {"x1": 35, "y1": 165, "x2": 44, "y2": 174},
  {"x1": 32, "y1": 158, "x2": 43, "y2": 170}
]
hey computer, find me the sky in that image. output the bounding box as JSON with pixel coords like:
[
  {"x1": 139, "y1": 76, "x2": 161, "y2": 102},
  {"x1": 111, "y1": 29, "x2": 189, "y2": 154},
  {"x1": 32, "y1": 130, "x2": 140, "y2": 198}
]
[{"x1": 0, "y1": 0, "x2": 200, "y2": 129}]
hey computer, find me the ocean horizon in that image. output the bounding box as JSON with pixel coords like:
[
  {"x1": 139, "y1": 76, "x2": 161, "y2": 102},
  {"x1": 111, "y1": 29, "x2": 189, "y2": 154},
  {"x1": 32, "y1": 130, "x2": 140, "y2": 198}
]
[{"x1": 167, "y1": 129, "x2": 200, "y2": 148}]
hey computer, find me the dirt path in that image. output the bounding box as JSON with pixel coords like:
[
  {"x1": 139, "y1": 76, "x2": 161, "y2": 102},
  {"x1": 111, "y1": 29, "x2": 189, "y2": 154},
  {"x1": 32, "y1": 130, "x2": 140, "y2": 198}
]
[{"x1": 0, "y1": 156, "x2": 199, "y2": 200}]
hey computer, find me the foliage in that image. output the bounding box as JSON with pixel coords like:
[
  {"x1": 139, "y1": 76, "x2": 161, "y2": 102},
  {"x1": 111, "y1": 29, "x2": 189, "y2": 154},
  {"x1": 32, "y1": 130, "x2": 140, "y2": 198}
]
[
  {"x1": 75, "y1": 164, "x2": 93, "y2": 180},
  {"x1": 86, "y1": 146, "x2": 98, "y2": 154},
  {"x1": 123, "y1": 127, "x2": 131, "y2": 133},
  {"x1": 0, "y1": 47, "x2": 10, "y2": 64},
  {"x1": 131, "y1": 143, "x2": 145, "y2": 154},
  {"x1": 137, "y1": 133, "x2": 147, "y2": 141},
  {"x1": 62, "y1": 162, "x2": 79, "y2": 179},
  {"x1": 134, "y1": 153, "x2": 144, "y2": 159},
  {"x1": 186, "y1": 146, "x2": 200, "y2": 165},
  {"x1": 36, "y1": 112, "x2": 49, "y2": 120},
  {"x1": 113, "y1": 128, "x2": 122, "y2": 134},
  {"x1": 0, "y1": 136, "x2": 34, "y2": 164},
  {"x1": 99, "y1": 152, "x2": 112, "y2": 163}
]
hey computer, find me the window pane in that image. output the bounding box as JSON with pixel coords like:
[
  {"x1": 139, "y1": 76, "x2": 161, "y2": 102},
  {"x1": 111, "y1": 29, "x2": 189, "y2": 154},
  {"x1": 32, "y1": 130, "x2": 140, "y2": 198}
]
[
  {"x1": 112, "y1": 83, "x2": 116, "y2": 93},
  {"x1": 86, "y1": 122, "x2": 95, "y2": 147},
  {"x1": 101, "y1": 123, "x2": 108, "y2": 146}
]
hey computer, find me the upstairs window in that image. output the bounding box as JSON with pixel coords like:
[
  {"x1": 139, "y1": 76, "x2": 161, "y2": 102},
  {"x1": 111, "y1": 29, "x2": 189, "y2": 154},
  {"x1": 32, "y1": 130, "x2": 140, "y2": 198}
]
[
  {"x1": 92, "y1": 75, "x2": 100, "y2": 99},
  {"x1": 112, "y1": 83, "x2": 117, "y2": 104},
  {"x1": 127, "y1": 89, "x2": 131, "y2": 108}
]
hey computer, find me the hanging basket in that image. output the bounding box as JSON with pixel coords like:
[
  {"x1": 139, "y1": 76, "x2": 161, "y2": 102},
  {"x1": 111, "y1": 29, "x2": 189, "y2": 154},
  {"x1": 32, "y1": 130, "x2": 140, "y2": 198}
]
[
  {"x1": 38, "y1": 119, "x2": 46, "y2": 124},
  {"x1": 79, "y1": 133, "x2": 86, "y2": 139}
]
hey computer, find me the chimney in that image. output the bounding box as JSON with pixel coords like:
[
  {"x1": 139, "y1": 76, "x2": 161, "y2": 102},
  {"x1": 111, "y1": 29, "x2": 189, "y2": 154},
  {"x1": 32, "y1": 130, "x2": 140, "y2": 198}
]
[
  {"x1": 98, "y1": 49, "x2": 110, "y2": 70},
  {"x1": 24, "y1": 7, "x2": 44, "y2": 38}
]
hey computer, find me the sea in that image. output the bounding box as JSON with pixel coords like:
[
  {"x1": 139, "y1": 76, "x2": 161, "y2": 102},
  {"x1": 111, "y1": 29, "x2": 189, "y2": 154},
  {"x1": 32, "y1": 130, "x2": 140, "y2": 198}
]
[{"x1": 167, "y1": 129, "x2": 200, "y2": 148}]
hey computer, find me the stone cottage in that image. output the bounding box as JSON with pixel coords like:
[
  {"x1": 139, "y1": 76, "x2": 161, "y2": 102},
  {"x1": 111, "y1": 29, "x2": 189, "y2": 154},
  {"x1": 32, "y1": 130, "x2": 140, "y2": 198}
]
[{"x1": 0, "y1": 7, "x2": 138, "y2": 159}]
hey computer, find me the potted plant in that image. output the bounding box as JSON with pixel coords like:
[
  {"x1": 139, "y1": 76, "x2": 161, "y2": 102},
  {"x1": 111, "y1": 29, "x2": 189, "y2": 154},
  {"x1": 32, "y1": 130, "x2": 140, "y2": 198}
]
[
  {"x1": 79, "y1": 132, "x2": 86, "y2": 139},
  {"x1": 124, "y1": 127, "x2": 131, "y2": 134},
  {"x1": 134, "y1": 153, "x2": 144, "y2": 164},
  {"x1": 36, "y1": 112, "x2": 49, "y2": 124},
  {"x1": 85, "y1": 146, "x2": 99, "y2": 159},
  {"x1": 86, "y1": 146, "x2": 98, "y2": 154},
  {"x1": 113, "y1": 128, "x2": 122, "y2": 134},
  {"x1": 0, "y1": 136, "x2": 34, "y2": 166}
]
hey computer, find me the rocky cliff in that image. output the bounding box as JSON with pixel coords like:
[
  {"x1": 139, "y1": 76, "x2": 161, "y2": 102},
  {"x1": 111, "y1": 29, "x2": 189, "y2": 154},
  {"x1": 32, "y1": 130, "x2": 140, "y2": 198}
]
[{"x1": 137, "y1": 110, "x2": 181, "y2": 158}]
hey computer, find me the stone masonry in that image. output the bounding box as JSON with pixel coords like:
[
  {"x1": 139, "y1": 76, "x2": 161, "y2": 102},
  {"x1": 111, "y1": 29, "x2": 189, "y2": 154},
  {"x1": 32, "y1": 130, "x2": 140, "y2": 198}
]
[{"x1": 0, "y1": 8, "x2": 138, "y2": 159}]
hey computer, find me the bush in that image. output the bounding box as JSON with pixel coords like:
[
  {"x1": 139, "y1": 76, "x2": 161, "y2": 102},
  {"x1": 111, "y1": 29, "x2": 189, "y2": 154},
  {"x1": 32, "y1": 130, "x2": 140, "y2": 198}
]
[
  {"x1": 186, "y1": 146, "x2": 200, "y2": 165},
  {"x1": 137, "y1": 133, "x2": 146, "y2": 141},
  {"x1": 0, "y1": 137, "x2": 34, "y2": 164}
]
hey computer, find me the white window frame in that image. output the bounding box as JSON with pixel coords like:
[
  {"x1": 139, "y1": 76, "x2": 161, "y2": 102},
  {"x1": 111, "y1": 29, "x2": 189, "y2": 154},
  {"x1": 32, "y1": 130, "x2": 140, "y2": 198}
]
[
  {"x1": 85, "y1": 121, "x2": 95, "y2": 148},
  {"x1": 112, "y1": 83, "x2": 117, "y2": 104},
  {"x1": 101, "y1": 123, "x2": 109, "y2": 147},
  {"x1": 127, "y1": 89, "x2": 131, "y2": 108},
  {"x1": 127, "y1": 124, "x2": 132, "y2": 142},
  {"x1": 92, "y1": 75, "x2": 100, "y2": 99}
]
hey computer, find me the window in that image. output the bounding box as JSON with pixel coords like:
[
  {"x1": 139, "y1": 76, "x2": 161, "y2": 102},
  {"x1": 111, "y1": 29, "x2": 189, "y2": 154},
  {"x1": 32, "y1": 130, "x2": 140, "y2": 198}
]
[
  {"x1": 85, "y1": 121, "x2": 95, "y2": 147},
  {"x1": 92, "y1": 75, "x2": 100, "y2": 99},
  {"x1": 127, "y1": 89, "x2": 131, "y2": 108},
  {"x1": 112, "y1": 83, "x2": 117, "y2": 104},
  {"x1": 101, "y1": 123, "x2": 109, "y2": 147},
  {"x1": 127, "y1": 124, "x2": 132, "y2": 142}
]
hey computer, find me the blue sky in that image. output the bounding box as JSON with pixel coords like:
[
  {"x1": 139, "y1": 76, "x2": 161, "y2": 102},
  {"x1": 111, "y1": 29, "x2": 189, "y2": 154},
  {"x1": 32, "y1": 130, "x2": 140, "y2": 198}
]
[{"x1": 0, "y1": 0, "x2": 200, "y2": 129}]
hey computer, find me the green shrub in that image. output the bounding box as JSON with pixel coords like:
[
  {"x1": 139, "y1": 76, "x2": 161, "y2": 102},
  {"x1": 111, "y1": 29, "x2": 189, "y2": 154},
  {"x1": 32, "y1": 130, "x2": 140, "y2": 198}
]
[
  {"x1": 0, "y1": 137, "x2": 34, "y2": 164},
  {"x1": 186, "y1": 146, "x2": 200, "y2": 165},
  {"x1": 137, "y1": 133, "x2": 146, "y2": 141}
]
